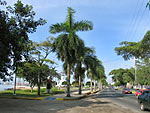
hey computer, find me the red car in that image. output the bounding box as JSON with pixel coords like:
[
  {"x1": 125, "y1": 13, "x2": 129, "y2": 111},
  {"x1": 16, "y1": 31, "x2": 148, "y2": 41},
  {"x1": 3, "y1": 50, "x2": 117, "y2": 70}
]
[
  {"x1": 122, "y1": 88, "x2": 132, "y2": 94},
  {"x1": 135, "y1": 89, "x2": 150, "y2": 98}
]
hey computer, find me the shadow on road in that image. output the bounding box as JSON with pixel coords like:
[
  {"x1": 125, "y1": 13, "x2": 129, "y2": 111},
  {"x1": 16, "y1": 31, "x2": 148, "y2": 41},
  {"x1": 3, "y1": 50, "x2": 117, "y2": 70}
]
[
  {"x1": 0, "y1": 96, "x2": 111, "y2": 113},
  {"x1": 96, "y1": 90, "x2": 125, "y2": 98}
]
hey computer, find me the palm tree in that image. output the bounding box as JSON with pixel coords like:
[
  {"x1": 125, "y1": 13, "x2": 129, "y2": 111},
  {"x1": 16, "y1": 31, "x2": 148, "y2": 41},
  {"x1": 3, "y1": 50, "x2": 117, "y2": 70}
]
[
  {"x1": 93, "y1": 59, "x2": 105, "y2": 91},
  {"x1": 50, "y1": 7, "x2": 93, "y2": 97},
  {"x1": 75, "y1": 60, "x2": 85, "y2": 95},
  {"x1": 84, "y1": 54, "x2": 98, "y2": 91},
  {"x1": 85, "y1": 56, "x2": 105, "y2": 91},
  {"x1": 75, "y1": 47, "x2": 95, "y2": 94}
]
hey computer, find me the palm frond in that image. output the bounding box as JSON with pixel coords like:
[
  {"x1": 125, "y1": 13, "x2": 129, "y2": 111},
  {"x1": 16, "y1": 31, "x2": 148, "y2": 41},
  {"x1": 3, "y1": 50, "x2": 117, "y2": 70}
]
[
  {"x1": 74, "y1": 20, "x2": 93, "y2": 32},
  {"x1": 50, "y1": 23, "x2": 66, "y2": 34}
]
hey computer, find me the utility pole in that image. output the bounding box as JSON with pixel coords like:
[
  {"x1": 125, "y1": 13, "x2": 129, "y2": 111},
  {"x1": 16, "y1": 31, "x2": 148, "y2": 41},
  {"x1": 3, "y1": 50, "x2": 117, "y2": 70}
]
[{"x1": 134, "y1": 58, "x2": 138, "y2": 87}]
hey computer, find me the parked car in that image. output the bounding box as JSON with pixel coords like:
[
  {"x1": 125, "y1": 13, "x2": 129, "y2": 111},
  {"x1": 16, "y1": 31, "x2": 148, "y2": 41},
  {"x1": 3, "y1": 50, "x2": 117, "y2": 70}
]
[
  {"x1": 135, "y1": 89, "x2": 150, "y2": 98},
  {"x1": 138, "y1": 90, "x2": 150, "y2": 111},
  {"x1": 122, "y1": 88, "x2": 132, "y2": 94}
]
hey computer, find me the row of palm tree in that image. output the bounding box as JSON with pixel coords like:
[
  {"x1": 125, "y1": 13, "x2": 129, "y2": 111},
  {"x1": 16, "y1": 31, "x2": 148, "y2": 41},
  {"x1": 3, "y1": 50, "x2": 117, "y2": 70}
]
[{"x1": 49, "y1": 7, "x2": 106, "y2": 97}]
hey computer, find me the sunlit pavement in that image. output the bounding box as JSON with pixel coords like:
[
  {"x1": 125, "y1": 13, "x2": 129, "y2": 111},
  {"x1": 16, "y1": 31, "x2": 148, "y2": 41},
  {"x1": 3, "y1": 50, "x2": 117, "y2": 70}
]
[
  {"x1": 0, "y1": 89, "x2": 139, "y2": 113},
  {"x1": 97, "y1": 88, "x2": 150, "y2": 113}
]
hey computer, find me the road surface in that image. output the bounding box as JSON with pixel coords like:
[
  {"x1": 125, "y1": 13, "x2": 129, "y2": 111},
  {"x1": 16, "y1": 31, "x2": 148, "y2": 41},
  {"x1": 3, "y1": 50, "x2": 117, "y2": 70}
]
[
  {"x1": 97, "y1": 88, "x2": 150, "y2": 113},
  {"x1": 0, "y1": 90, "x2": 137, "y2": 113}
]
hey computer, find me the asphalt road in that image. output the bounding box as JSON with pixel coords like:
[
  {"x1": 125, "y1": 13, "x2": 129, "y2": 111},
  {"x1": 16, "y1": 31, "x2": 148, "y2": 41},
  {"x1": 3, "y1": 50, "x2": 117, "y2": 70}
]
[{"x1": 97, "y1": 88, "x2": 150, "y2": 113}]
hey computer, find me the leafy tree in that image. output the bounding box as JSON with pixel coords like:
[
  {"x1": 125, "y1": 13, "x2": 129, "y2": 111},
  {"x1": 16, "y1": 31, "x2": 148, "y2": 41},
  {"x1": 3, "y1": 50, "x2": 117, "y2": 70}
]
[
  {"x1": 115, "y1": 31, "x2": 150, "y2": 60},
  {"x1": 109, "y1": 68, "x2": 134, "y2": 86},
  {"x1": 0, "y1": 0, "x2": 46, "y2": 82},
  {"x1": 0, "y1": 1, "x2": 12, "y2": 81},
  {"x1": 16, "y1": 62, "x2": 50, "y2": 93},
  {"x1": 29, "y1": 37, "x2": 55, "y2": 96},
  {"x1": 136, "y1": 59, "x2": 150, "y2": 86},
  {"x1": 50, "y1": 7, "x2": 93, "y2": 97},
  {"x1": 115, "y1": 31, "x2": 150, "y2": 85}
]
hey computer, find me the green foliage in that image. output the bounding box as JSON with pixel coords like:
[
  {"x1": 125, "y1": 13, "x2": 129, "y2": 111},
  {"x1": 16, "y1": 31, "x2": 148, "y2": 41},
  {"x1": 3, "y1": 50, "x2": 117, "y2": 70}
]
[
  {"x1": 0, "y1": 1, "x2": 12, "y2": 81},
  {"x1": 16, "y1": 62, "x2": 50, "y2": 88},
  {"x1": 101, "y1": 78, "x2": 108, "y2": 86},
  {"x1": 109, "y1": 68, "x2": 135, "y2": 86},
  {"x1": 62, "y1": 81, "x2": 67, "y2": 85},
  {"x1": 50, "y1": 7, "x2": 93, "y2": 67},
  {"x1": 85, "y1": 81, "x2": 94, "y2": 86},
  {"x1": 0, "y1": 0, "x2": 46, "y2": 81},
  {"x1": 115, "y1": 41, "x2": 141, "y2": 60},
  {"x1": 49, "y1": 7, "x2": 93, "y2": 96},
  {"x1": 136, "y1": 59, "x2": 150, "y2": 85},
  {"x1": 0, "y1": 87, "x2": 64, "y2": 97},
  {"x1": 115, "y1": 31, "x2": 150, "y2": 60},
  {"x1": 72, "y1": 81, "x2": 79, "y2": 87},
  {"x1": 146, "y1": 0, "x2": 150, "y2": 10},
  {"x1": 115, "y1": 31, "x2": 150, "y2": 86}
]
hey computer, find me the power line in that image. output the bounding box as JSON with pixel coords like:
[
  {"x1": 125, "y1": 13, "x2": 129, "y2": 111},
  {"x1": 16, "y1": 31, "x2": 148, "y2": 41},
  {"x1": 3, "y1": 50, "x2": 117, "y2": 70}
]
[
  {"x1": 132, "y1": 5, "x2": 146, "y2": 41},
  {"x1": 125, "y1": 0, "x2": 140, "y2": 41},
  {"x1": 130, "y1": 0, "x2": 145, "y2": 41},
  {"x1": 137, "y1": 6, "x2": 150, "y2": 41}
]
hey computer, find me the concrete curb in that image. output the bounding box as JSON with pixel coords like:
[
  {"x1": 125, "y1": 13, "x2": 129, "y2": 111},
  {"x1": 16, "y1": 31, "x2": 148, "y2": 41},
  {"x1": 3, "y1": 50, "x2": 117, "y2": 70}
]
[
  {"x1": 45, "y1": 90, "x2": 100, "y2": 101},
  {"x1": 0, "y1": 96, "x2": 45, "y2": 100},
  {"x1": 0, "y1": 90, "x2": 100, "y2": 101}
]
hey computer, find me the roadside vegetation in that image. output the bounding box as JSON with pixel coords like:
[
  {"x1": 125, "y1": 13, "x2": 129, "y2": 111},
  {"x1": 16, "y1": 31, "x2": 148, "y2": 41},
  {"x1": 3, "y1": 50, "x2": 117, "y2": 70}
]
[
  {"x1": 0, "y1": 87, "x2": 64, "y2": 98},
  {"x1": 0, "y1": 0, "x2": 107, "y2": 97},
  {"x1": 110, "y1": 30, "x2": 150, "y2": 88}
]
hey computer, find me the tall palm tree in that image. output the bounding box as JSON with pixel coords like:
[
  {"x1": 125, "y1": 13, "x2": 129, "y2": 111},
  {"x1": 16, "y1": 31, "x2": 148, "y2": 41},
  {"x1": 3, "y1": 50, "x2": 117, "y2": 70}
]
[
  {"x1": 84, "y1": 54, "x2": 98, "y2": 91},
  {"x1": 50, "y1": 7, "x2": 93, "y2": 97},
  {"x1": 75, "y1": 47, "x2": 95, "y2": 94},
  {"x1": 85, "y1": 55, "x2": 105, "y2": 91}
]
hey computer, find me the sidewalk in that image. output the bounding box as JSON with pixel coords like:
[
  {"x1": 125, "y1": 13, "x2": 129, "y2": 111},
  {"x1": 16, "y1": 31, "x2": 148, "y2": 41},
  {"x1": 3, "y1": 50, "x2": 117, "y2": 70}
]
[{"x1": 45, "y1": 89, "x2": 99, "y2": 101}]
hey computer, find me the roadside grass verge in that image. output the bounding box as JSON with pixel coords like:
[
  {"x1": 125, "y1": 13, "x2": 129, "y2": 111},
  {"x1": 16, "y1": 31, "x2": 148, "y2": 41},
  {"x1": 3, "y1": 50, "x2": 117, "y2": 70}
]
[
  {"x1": 0, "y1": 87, "x2": 65, "y2": 98},
  {"x1": 118, "y1": 88, "x2": 123, "y2": 91}
]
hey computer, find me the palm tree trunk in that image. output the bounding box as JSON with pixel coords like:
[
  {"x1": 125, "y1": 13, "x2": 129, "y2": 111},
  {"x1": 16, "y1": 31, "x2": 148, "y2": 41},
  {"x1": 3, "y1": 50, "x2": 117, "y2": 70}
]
[
  {"x1": 90, "y1": 78, "x2": 93, "y2": 91},
  {"x1": 101, "y1": 80, "x2": 103, "y2": 89},
  {"x1": 79, "y1": 75, "x2": 82, "y2": 95},
  {"x1": 94, "y1": 80, "x2": 96, "y2": 91},
  {"x1": 66, "y1": 63, "x2": 71, "y2": 97},
  {"x1": 98, "y1": 80, "x2": 100, "y2": 90},
  {"x1": 99, "y1": 80, "x2": 102, "y2": 90}
]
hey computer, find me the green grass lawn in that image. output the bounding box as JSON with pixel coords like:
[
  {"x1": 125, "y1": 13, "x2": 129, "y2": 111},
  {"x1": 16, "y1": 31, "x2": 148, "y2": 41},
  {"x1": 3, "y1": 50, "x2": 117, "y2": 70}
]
[{"x1": 0, "y1": 87, "x2": 65, "y2": 98}]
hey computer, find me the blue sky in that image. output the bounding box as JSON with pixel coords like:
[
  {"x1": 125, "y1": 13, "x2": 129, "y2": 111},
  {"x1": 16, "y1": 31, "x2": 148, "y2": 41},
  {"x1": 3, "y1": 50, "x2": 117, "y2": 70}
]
[{"x1": 6, "y1": 0, "x2": 150, "y2": 83}]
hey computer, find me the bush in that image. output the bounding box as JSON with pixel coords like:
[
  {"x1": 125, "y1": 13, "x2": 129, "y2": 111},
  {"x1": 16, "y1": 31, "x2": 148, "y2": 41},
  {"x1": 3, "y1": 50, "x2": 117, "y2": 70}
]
[
  {"x1": 72, "y1": 81, "x2": 79, "y2": 87},
  {"x1": 62, "y1": 81, "x2": 67, "y2": 85},
  {"x1": 86, "y1": 81, "x2": 94, "y2": 87}
]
